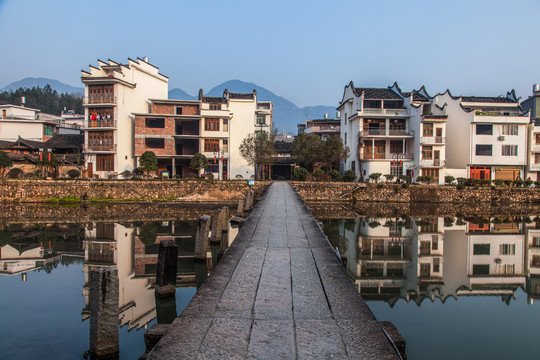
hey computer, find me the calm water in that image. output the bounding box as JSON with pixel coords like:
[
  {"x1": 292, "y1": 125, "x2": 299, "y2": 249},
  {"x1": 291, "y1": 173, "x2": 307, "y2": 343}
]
[
  {"x1": 321, "y1": 215, "x2": 540, "y2": 360},
  {"x1": 0, "y1": 218, "x2": 238, "y2": 360}
]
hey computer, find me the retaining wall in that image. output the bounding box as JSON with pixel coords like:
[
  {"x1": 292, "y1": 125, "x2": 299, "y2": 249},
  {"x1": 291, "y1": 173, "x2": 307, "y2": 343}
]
[
  {"x1": 0, "y1": 180, "x2": 271, "y2": 202},
  {"x1": 291, "y1": 181, "x2": 540, "y2": 203}
]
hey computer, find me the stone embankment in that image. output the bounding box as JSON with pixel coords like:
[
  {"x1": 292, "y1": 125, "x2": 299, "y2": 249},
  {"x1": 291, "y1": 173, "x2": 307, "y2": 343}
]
[
  {"x1": 0, "y1": 180, "x2": 270, "y2": 202},
  {"x1": 292, "y1": 181, "x2": 540, "y2": 204}
]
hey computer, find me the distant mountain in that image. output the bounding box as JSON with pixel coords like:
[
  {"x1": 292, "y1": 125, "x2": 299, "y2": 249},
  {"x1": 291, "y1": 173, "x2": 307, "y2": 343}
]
[
  {"x1": 168, "y1": 88, "x2": 197, "y2": 101},
  {"x1": 1, "y1": 77, "x2": 84, "y2": 96},
  {"x1": 168, "y1": 80, "x2": 335, "y2": 134}
]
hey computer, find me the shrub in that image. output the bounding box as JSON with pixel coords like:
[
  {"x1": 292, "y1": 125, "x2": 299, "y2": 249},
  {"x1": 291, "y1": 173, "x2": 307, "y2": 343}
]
[
  {"x1": 525, "y1": 179, "x2": 533, "y2": 188},
  {"x1": 399, "y1": 175, "x2": 410, "y2": 184},
  {"x1": 456, "y1": 177, "x2": 467, "y2": 186},
  {"x1": 7, "y1": 168, "x2": 23, "y2": 179},
  {"x1": 493, "y1": 179, "x2": 503, "y2": 186},
  {"x1": 329, "y1": 169, "x2": 340, "y2": 180},
  {"x1": 121, "y1": 170, "x2": 132, "y2": 179},
  {"x1": 535, "y1": 181, "x2": 540, "y2": 188},
  {"x1": 401, "y1": 182, "x2": 409, "y2": 188},
  {"x1": 514, "y1": 179, "x2": 524, "y2": 187},
  {"x1": 384, "y1": 174, "x2": 394, "y2": 182},
  {"x1": 313, "y1": 168, "x2": 325, "y2": 181},
  {"x1": 133, "y1": 167, "x2": 144, "y2": 178},
  {"x1": 368, "y1": 173, "x2": 382, "y2": 183},
  {"x1": 293, "y1": 167, "x2": 308, "y2": 181},
  {"x1": 343, "y1": 170, "x2": 356, "y2": 182},
  {"x1": 445, "y1": 175, "x2": 455, "y2": 185},
  {"x1": 503, "y1": 180, "x2": 512, "y2": 187},
  {"x1": 67, "y1": 169, "x2": 80, "y2": 179},
  {"x1": 416, "y1": 176, "x2": 432, "y2": 184}
]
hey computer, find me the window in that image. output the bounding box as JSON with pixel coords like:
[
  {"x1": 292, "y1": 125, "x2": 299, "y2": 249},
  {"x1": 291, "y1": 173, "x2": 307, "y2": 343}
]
[
  {"x1": 433, "y1": 258, "x2": 440, "y2": 273},
  {"x1": 364, "y1": 100, "x2": 381, "y2": 109},
  {"x1": 204, "y1": 139, "x2": 219, "y2": 152},
  {"x1": 501, "y1": 145, "x2": 517, "y2": 156},
  {"x1": 44, "y1": 125, "x2": 54, "y2": 136},
  {"x1": 96, "y1": 154, "x2": 114, "y2": 171},
  {"x1": 432, "y1": 236, "x2": 438, "y2": 250},
  {"x1": 344, "y1": 133, "x2": 347, "y2": 145},
  {"x1": 473, "y1": 264, "x2": 490, "y2": 275},
  {"x1": 476, "y1": 124, "x2": 493, "y2": 135},
  {"x1": 205, "y1": 118, "x2": 219, "y2": 131},
  {"x1": 145, "y1": 118, "x2": 165, "y2": 128},
  {"x1": 423, "y1": 123, "x2": 433, "y2": 136},
  {"x1": 422, "y1": 168, "x2": 439, "y2": 178},
  {"x1": 390, "y1": 164, "x2": 402, "y2": 177},
  {"x1": 344, "y1": 113, "x2": 347, "y2": 125},
  {"x1": 498, "y1": 264, "x2": 515, "y2": 275},
  {"x1": 256, "y1": 114, "x2": 266, "y2": 125},
  {"x1": 176, "y1": 107, "x2": 182, "y2": 115},
  {"x1": 222, "y1": 139, "x2": 228, "y2": 153},
  {"x1": 502, "y1": 124, "x2": 518, "y2": 135},
  {"x1": 209, "y1": 103, "x2": 221, "y2": 110},
  {"x1": 223, "y1": 119, "x2": 228, "y2": 132},
  {"x1": 351, "y1": 161, "x2": 355, "y2": 172},
  {"x1": 500, "y1": 244, "x2": 515, "y2": 255},
  {"x1": 536, "y1": 134, "x2": 540, "y2": 145},
  {"x1": 422, "y1": 146, "x2": 433, "y2": 159},
  {"x1": 533, "y1": 236, "x2": 540, "y2": 247},
  {"x1": 476, "y1": 145, "x2": 492, "y2": 156},
  {"x1": 473, "y1": 244, "x2": 490, "y2": 255},
  {"x1": 390, "y1": 140, "x2": 402, "y2": 154},
  {"x1": 145, "y1": 138, "x2": 165, "y2": 148},
  {"x1": 88, "y1": 131, "x2": 113, "y2": 145}
]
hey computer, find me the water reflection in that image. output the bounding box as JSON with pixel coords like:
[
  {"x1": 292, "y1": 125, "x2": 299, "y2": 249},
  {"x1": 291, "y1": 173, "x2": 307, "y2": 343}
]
[
  {"x1": 0, "y1": 216, "x2": 238, "y2": 360},
  {"x1": 323, "y1": 216, "x2": 540, "y2": 306}
]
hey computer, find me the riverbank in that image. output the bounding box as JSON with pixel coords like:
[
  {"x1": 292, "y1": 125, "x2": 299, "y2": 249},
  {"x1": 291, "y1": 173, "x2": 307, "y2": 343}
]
[
  {"x1": 0, "y1": 179, "x2": 271, "y2": 203},
  {"x1": 292, "y1": 181, "x2": 540, "y2": 203}
]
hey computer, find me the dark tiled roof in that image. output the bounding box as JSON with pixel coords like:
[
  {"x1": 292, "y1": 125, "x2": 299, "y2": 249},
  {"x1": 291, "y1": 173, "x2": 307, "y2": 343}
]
[
  {"x1": 461, "y1": 96, "x2": 517, "y2": 103},
  {"x1": 353, "y1": 88, "x2": 402, "y2": 100},
  {"x1": 201, "y1": 96, "x2": 227, "y2": 104},
  {"x1": 6, "y1": 138, "x2": 46, "y2": 150},
  {"x1": 229, "y1": 92, "x2": 254, "y2": 100},
  {"x1": 274, "y1": 141, "x2": 292, "y2": 153},
  {"x1": 403, "y1": 92, "x2": 429, "y2": 102},
  {"x1": 45, "y1": 134, "x2": 84, "y2": 150},
  {"x1": 423, "y1": 115, "x2": 448, "y2": 119},
  {"x1": 307, "y1": 119, "x2": 340, "y2": 124},
  {"x1": 0, "y1": 140, "x2": 12, "y2": 149}
]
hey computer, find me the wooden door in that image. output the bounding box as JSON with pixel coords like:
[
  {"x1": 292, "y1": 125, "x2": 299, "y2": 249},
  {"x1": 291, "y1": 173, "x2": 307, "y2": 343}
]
[{"x1": 87, "y1": 163, "x2": 93, "y2": 179}]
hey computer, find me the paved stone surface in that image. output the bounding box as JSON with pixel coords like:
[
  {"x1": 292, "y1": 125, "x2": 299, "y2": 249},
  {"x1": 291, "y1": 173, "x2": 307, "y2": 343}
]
[{"x1": 147, "y1": 182, "x2": 399, "y2": 359}]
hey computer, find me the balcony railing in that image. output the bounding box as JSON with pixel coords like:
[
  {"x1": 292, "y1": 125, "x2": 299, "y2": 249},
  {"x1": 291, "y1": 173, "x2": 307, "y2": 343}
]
[
  {"x1": 421, "y1": 159, "x2": 443, "y2": 167},
  {"x1": 531, "y1": 143, "x2": 540, "y2": 152},
  {"x1": 359, "y1": 152, "x2": 414, "y2": 160},
  {"x1": 420, "y1": 136, "x2": 446, "y2": 144},
  {"x1": 83, "y1": 96, "x2": 117, "y2": 105},
  {"x1": 360, "y1": 129, "x2": 414, "y2": 137},
  {"x1": 84, "y1": 144, "x2": 116, "y2": 152},
  {"x1": 85, "y1": 119, "x2": 117, "y2": 129},
  {"x1": 360, "y1": 108, "x2": 410, "y2": 116}
]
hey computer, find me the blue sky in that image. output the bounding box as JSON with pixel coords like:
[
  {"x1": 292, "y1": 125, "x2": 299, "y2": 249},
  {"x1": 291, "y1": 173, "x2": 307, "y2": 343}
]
[{"x1": 0, "y1": 0, "x2": 539, "y2": 107}]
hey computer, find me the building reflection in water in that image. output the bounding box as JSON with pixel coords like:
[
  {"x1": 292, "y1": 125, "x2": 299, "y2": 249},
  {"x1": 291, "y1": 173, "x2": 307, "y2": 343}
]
[{"x1": 325, "y1": 215, "x2": 540, "y2": 306}]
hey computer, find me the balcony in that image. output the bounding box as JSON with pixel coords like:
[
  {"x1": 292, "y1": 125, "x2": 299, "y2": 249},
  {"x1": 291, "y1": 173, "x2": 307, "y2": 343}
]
[
  {"x1": 530, "y1": 163, "x2": 540, "y2": 171},
  {"x1": 531, "y1": 143, "x2": 540, "y2": 152},
  {"x1": 421, "y1": 159, "x2": 443, "y2": 168},
  {"x1": 85, "y1": 118, "x2": 117, "y2": 129},
  {"x1": 360, "y1": 129, "x2": 414, "y2": 137},
  {"x1": 473, "y1": 112, "x2": 529, "y2": 124},
  {"x1": 359, "y1": 152, "x2": 414, "y2": 160},
  {"x1": 84, "y1": 144, "x2": 117, "y2": 152},
  {"x1": 420, "y1": 136, "x2": 446, "y2": 145},
  {"x1": 359, "y1": 108, "x2": 410, "y2": 116},
  {"x1": 83, "y1": 96, "x2": 117, "y2": 106}
]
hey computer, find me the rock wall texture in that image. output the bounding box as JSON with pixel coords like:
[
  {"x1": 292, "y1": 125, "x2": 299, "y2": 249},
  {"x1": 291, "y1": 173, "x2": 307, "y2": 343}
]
[
  {"x1": 0, "y1": 180, "x2": 270, "y2": 202},
  {"x1": 291, "y1": 182, "x2": 540, "y2": 204}
]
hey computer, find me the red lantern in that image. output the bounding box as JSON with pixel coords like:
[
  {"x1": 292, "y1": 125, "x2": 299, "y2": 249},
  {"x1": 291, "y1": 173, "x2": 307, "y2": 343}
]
[
  {"x1": 214, "y1": 156, "x2": 217, "y2": 164},
  {"x1": 39, "y1": 153, "x2": 42, "y2": 161},
  {"x1": 399, "y1": 160, "x2": 402, "y2": 167},
  {"x1": 221, "y1": 156, "x2": 223, "y2": 163},
  {"x1": 48, "y1": 152, "x2": 51, "y2": 162}
]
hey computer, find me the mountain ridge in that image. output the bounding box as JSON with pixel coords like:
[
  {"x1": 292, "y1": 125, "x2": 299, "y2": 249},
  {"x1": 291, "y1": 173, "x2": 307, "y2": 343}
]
[{"x1": 2, "y1": 77, "x2": 336, "y2": 133}]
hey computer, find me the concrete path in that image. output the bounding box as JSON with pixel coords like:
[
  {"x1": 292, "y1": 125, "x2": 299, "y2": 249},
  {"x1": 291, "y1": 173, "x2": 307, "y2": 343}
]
[{"x1": 148, "y1": 182, "x2": 399, "y2": 359}]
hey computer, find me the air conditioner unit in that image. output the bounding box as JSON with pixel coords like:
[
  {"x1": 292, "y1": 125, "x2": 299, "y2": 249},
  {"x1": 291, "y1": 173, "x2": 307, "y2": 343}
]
[{"x1": 497, "y1": 136, "x2": 505, "y2": 141}]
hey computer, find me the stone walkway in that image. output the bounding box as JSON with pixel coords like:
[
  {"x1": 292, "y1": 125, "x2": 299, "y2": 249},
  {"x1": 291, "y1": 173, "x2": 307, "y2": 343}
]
[{"x1": 148, "y1": 182, "x2": 398, "y2": 359}]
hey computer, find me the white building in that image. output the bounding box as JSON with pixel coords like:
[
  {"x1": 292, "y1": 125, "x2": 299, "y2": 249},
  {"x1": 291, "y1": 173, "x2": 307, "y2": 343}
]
[
  {"x1": 81, "y1": 58, "x2": 168, "y2": 179},
  {"x1": 521, "y1": 85, "x2": 540, "y2": 180},
  {"x1": 0, "y1": 104, "x2": 56, "y2": 142},
  {"x1": 433, "y1": 91, "x2": 529, "y2": 180}
]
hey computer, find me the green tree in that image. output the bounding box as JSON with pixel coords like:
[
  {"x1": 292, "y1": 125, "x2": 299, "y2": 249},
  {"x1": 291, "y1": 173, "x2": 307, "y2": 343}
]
[
  {"x1": 139, "y1": 151, "x2": 158, "y2": 176},
  {"x1": 293, "y1": 167, "x2": 309, "y2": 181},
  {"x1": 239, "y1": 131, "x2": 275, "y2": 180},
  {"x1": 0, "y1": 86, "x2": 83, "y2": 115},
  {"x1": 0, "y1": 150, "x2": 12, "y2": 177},
  {"x1": 291, "y1": 133, "x2": 324, "y2": 170},
  {"x1": 190, "y1": 152, "x2": 209, "y2": 177},
  {"x1": 321, "y1": 135, "x2": 349, "y2": 172},
  {"x1": 343, "y1": 170, "x2": 357, "y2": 182}
]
